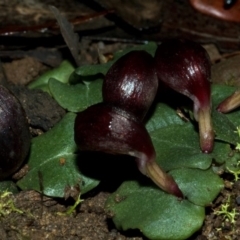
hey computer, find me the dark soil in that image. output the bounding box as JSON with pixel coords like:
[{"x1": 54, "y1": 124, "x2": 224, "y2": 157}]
[
  {"x1": 1, "y1": 40, "x2": 240, "y2": 240},
  {"x1": 1, "y1": 179, "x2": 240, "y2": 240}
]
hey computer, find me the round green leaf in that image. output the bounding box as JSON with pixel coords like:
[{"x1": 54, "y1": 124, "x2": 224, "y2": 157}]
[
  {"x1": 105, "y1": 181, "x2": 204, "y2": 240},
  {"x1": 17, "y1": 113, "x2": 99, "y2": 197},
  {"x1": 210, "y1": 141, "x2": 232, "y2": 164},
  {"x1": 28, "y1": 60, "x2": 75, "y2": 92},
  {"x1": 151, "y1": 124, "x2": 212, "y2": 170},
  {"x1": 211, "y1": 84, "x2": 240, "y2": 144},
  {"x1": 212, "y1": 110, "x2": 238, "y2": 144},
  {"x1": 171, "y1": 168, "x2": 223, "y2": 206},
  {"x1": 105, "y1": 168, "x2": 223, "y2": 240},
  {"x1": 49, "y1": 78, "x2": 103, "y2": 112},
  {"x1": 146, "y1": 103, "x2": 185, "y2": 132}
]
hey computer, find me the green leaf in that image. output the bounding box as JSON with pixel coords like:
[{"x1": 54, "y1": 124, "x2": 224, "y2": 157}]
[
  {"x1": 145, "y1": 101, "x2": 231, "y2": 170},
  {"x1": 105, "y1": 181, "x2": 204, "y2": 240},
  {"x1": 211, "y1": 84, "x2": 236, "y2": 108},
  {"x1": 146, "y1": 103, "x2": 185, "y2": 132},
  {"x1": 171, "y1": 168, "x2": 223, "y2": 206},
  {"x1": 150, "y1": 123, "x2": 212, "y2": 171},
  {"x1": 212, "y1": 110, "x2": 238, "y2": 144},
  {"x1": 210, "y1": 141, "x2": 232, "y2": 164},
  {"x1": 211, "y1": 84, "x2": 240, "y2": 144},
  {"x1": 75, "y1": 63, "x2": 109, "y2": 78},
  {"x1": 17, "y1": 113, "x2": 99, "y2": 197},
  {"x1": 224, "y1": 151, "x2": 240, "y2": 172},
  {"x1": 28, "y1": 60, "x2": 75, "y2": 93},
  {"x1": 49, "y1": 78, "x2": 102, "y2": 112},
  {"x1": 105, "y1": 168, "x2": 223, "y2": 240},
  {"x1": 145, "y1": 103, "x2": 212, "y2": 170}
]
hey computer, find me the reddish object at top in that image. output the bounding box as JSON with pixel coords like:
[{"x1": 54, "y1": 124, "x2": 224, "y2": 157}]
[{"x1": 189, "y1": 0, "x2": 240, "y2": 22}]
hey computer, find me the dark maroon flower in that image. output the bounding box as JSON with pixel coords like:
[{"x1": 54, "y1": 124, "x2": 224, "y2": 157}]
[
  {"x1": 103, "y1": 50, "x2": 158, "y2": 121},
  {"x1": 74, "y1": 103, "x2": 183, "y2": 198},
  {"x1": 0, "y1": 85, "x2": 30, "y2": 179},
  {"x1": 155, "y1": 39, "x2": 214, "y2": 153}
]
